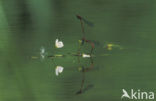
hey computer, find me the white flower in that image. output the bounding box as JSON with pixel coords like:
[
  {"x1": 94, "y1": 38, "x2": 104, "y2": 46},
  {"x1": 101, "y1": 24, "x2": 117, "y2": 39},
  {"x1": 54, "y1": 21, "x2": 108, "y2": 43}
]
[
  {"x1": 40, "y1": 47, "x2": 45, "y2": 59},
  {"x1": 55, "y1": 66, "x2": 64, "y2": 76},
  {"x1": 55, "y1": 39, "x2": 64, "y2": 48},
  {"x1": 40, "y1": 47, "x2": 45, "y2": 54},
  {"x1": 82, "y1": 53, "x2": 91, "y2": 58}
]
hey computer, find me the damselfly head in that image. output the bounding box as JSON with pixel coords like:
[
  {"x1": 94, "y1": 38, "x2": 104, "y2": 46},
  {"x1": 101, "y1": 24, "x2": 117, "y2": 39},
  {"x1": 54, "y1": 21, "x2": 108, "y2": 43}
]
[
  {"x1": 76, "y1": 15, "x2": 94, "y2": 27},
  {"x1": 76, "y1": 15, "x2": 82, "y2": 20}
]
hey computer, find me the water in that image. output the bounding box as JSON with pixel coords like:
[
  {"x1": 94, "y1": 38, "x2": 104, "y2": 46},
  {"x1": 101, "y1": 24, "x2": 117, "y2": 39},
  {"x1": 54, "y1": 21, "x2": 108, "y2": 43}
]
[{"x1": 0, "y1": 0, "x2": 156, "y2": 101}]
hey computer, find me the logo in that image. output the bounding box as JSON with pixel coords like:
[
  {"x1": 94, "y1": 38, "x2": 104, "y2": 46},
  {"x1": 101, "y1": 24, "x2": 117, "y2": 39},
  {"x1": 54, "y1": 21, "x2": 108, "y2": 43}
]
[{"x1": 121, "y1": 89, "x2": 154, "y2": 100}]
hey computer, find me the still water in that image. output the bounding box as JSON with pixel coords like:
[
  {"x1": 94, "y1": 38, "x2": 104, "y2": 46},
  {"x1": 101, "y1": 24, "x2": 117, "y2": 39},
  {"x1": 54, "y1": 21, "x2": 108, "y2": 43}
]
[{"x1": 0, "y1": 0, "x2": 156, "y2": 101}]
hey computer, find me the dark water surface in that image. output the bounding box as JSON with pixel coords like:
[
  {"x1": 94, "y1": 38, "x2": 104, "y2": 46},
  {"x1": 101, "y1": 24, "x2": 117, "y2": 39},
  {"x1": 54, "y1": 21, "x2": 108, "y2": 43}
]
[{"x1": 0, "y1": 0, "x2": 156, "y2": 101}]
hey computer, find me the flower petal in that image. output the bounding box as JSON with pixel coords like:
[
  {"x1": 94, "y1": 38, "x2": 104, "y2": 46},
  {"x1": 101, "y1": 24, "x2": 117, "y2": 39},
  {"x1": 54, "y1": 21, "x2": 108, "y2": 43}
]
[
  {"x1": 55, "y1": 39, "x2": 64, "y2": 48},
  {"x1": 55, "y1": 66, "x2": 64, "y2": 76}
]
